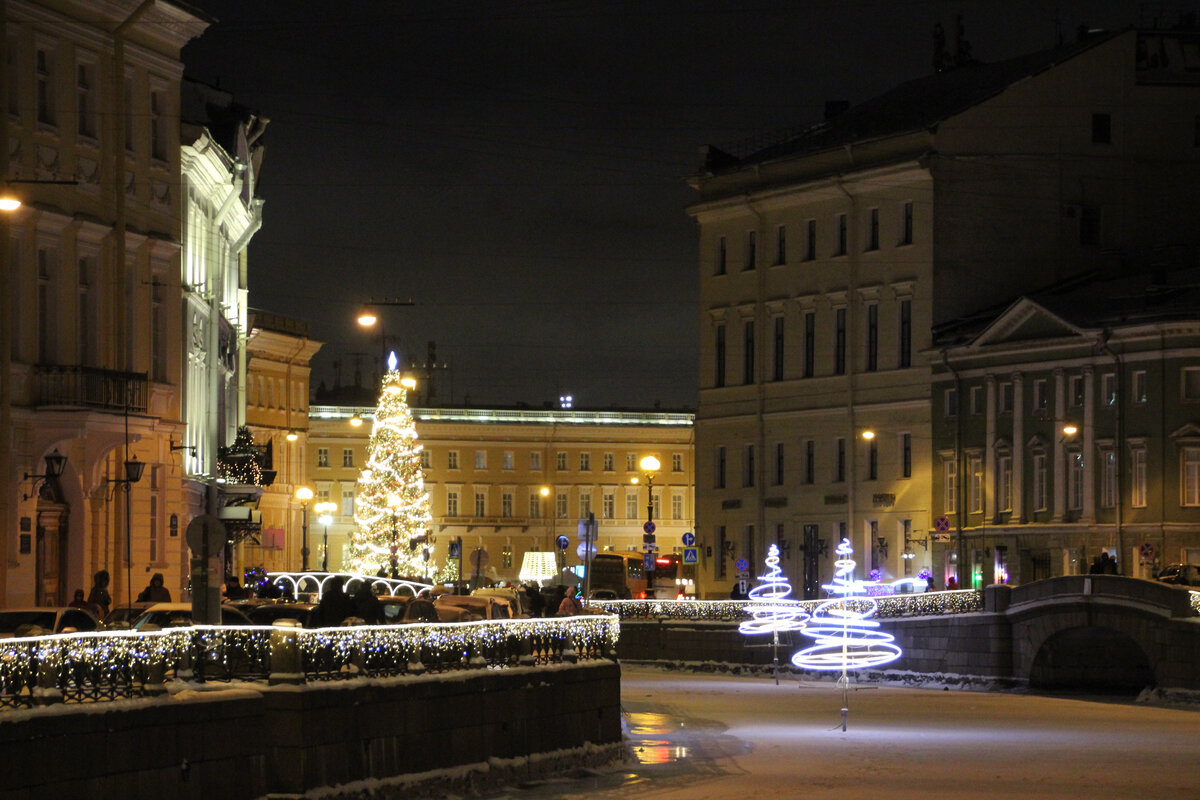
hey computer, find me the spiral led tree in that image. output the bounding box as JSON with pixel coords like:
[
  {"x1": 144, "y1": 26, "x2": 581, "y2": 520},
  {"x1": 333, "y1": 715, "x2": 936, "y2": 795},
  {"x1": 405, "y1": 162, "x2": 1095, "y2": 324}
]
[
  {"x1": 738, "y1": 544, "x2": 807, "y2": 636},
  {"x1": 345, "y1": 354, "x2": 433, "y2": 578},
  {"x1": 791, "y1": 537, "x2": 901, "y2": 672}
]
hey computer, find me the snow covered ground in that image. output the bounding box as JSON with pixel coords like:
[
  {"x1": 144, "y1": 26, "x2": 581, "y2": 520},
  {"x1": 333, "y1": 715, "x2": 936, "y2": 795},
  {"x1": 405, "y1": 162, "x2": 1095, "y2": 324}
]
[{"x1": 477, "y1": 665, "x2": 1200, "y2": 800}]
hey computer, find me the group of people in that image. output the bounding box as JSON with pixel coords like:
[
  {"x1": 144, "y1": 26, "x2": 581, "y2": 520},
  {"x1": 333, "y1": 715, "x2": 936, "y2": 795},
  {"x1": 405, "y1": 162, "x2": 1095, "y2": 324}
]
[
  {"x1": 1089, "y1": 551, "x2": 1120, "y2": 575},
  {"x1": 66, "y1": 570, "x2": 172, "y2": 621},
  {"x1": 522, "y1": 583, "x2": 583, "y2": 617}
]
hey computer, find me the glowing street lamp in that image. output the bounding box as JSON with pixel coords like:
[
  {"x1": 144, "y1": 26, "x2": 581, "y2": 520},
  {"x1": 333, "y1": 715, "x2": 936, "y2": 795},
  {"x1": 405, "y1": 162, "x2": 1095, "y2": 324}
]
[
  {"x1": 637, "y1": 455, "x2": 661, "y2": 593},
  {"x1": 295, "y1": 486, "x2": 314, "y2": 571},
  {"x1": 315, "y1": 501, "x2": 337, "y2": 571}
]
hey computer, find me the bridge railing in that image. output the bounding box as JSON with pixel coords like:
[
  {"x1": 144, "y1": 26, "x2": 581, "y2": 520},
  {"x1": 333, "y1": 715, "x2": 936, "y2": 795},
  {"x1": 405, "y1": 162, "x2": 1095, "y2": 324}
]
[
  {"x1": 266, "y1": 571, "x2": 434, "y2": 601},
  {"x1": 591, "y1": 589, "x2": 984, "y2": 621},
  {"x1": 0, "y1": 615, "x2": 619, "y2": 711}
]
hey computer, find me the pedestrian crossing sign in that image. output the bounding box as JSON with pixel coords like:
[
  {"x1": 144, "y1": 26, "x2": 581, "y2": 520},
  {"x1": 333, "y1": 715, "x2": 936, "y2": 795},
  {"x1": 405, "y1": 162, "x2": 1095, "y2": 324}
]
[{"x1": 683, "y1": 547, "x2": 698, "y2": 564}]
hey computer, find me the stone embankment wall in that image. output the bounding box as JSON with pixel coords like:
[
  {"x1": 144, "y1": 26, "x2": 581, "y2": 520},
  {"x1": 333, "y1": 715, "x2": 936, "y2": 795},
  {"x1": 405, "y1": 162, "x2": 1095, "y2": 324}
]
[{"x1": 0, "y1": 661, "x2": 621, "y2": 800}]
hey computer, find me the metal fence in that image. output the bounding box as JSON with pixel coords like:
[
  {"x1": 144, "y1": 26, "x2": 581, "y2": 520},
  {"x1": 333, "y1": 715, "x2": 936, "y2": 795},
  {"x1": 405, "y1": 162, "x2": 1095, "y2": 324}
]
[{"x1": 0, "y1": 615, "x2": 619, "y2": 711}]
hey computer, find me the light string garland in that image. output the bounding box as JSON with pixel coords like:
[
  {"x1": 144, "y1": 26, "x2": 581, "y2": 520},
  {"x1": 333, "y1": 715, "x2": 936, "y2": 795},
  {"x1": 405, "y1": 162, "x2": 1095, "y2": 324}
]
[
  {"x1": 593, "y1": 590, "x2": 983, "y2": 621},
  {"x1": 346, "y1": 353, "x2": 434, "y2": 577}
]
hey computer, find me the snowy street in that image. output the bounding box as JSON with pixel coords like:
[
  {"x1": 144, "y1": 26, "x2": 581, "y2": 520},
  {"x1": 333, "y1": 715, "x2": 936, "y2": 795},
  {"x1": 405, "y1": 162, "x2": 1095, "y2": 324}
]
[{"x1": 488, "y1": 665, "x2": 1200, "y2": 800}]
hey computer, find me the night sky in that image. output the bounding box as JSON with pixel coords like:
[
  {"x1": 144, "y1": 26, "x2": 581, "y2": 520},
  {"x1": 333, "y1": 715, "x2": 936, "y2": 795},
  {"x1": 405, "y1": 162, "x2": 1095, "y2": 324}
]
[{"x1": 181, "y1": 0, "x2": 1146, "y2": 410}]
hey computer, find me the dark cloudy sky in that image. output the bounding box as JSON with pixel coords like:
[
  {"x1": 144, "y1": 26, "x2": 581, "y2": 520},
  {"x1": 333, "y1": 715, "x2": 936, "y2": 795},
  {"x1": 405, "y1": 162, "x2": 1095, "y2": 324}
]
[{"x1": 181, "y1": 0, "x2": 1149, "y2": 410}]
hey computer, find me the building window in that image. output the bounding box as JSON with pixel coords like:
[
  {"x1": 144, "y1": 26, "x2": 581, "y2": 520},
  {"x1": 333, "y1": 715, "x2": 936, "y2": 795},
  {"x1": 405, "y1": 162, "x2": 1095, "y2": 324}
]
[
  {"x1": 1033, "y1": 453, "x2": 1048, "y2": 511},
  {"x1": 36, "y1": 47, "x2": 55, "y2": 126},
  {"x1": 1184, "y1": 367, "x2": 1200, "y2": 401},
  {"x1": 715, "y1": 324, "x2": 726, "y2": 388},
  {"x1": 1034, "y1": 379, "x2": 1048, "y2": 413},
  {"x1": 835, "y1": 213, "x2": 847, "y2": 256},
  {"x1": 530, "y1": 492, "x2": 542, "y2": 519},
  {"x1": 943, "y1": 459, "x2": 958, "y2": 514},
  {"x1": 1100, "y1": 448, "x2": 1116, "y2": 508},
  {"x1": 530, "y1": 451, "x2": 542, "y2": 470},
  {"x1": 866, "y1": 304, "x2": 878, "y2": 372},
  {"x1": 672, "y1": 453, "x2": 682, "y2": 472},
  {"x1": 901, "y1": 433, "x2": 912, "y2": 478},
  {"x1": 901, "y1": 201, "x2": 913, "y2": 245},
  {"x1": 743, "y1": 320, "x2": 755, "y2": 385},
  {"x1": 805, "y1": 440, "x2": 815, "y2": 484},
  {"x1": 1184, "y1": 448, "x2": 1200, "y2": 507},
  {"x1": 447, "y1": 490, "x2": 459, "y2": 517},
  {"x1": 150, "y1": 88, "x2": 167, "y2": 161},
  {"x1": 475, "y1": 450, "x2": 487, "y2": 469},
  {"x1": 1091, "y1": 112, "x2": 1111, "y2": 144},
  {"x1": 805, "y1": 219, "x2": 816, "y2": 261},
  {"x1": 867, "y1": 438, "x2": 878, "y2": 480},
  {"x1": 970, "y1": 385, "x2": 984, "y2": 415},
  {"x1": 626, "y1": 453, "x2": 636, "y2": 471},
  {"x1": 76, "y1": 61, "x2": 97, "y2": 138},
  {"x1": 342, "y1": 449, "x2": 354, "y2": 468},
  {"x1": 773, "y1": 316, "x2": 784, "y2": 381},
  {"x1": 866, "y1": 208, "x2": 879, "y2": 250},
  {"x1": 715, "y1": 446, "x2": 726, "y2": 489},
  {"x1": 579, "y1": 490, "x2": 591, "y2": 518},
  {"x1": 502, "y1": 451, "x2": 514, "y2": 470},
  {"x1": 501, "y1": 491, "x2": 513, "y2": 518},
  {"x1": 475, "y1": 491, "x2": 487, "y2": 517},
  {"x1": 744, "y1": 230, "x2": 756, "y2": 270},
  {"x1": 123, "y1": 76, "x2": 133, "y2": 151},
  {"x1": 317, "y1": 448, "x2": 329, "y2": 468},
  {"x1": 715, "y1": 236, "x2": 726, "y2": 275},
  {"x1": 671, "y1": 493, "x2": 683, "y2": 521},
  {"x1": 420, "y1": 450, "x2": 431, "y2": 469},
  {"x1": 448, "y1": 450, "x2": 459, "y2": 470},
  {"x1": 579, "y1": 452, "x2": 590, "y2": 471},
  {"x1": 1068, "y1": 451, "x2": 1084, "y2": 510},
  {"x1": 834, "y1": 307, "x2": 846, "y2": 375},
  {"x1": 775, "y1": 225, "x2": 786, "y2": 265},
  {"x1": 556, "y1": 491, "x2": 568, "y2": 518},
  {"x1": 996, "y1": 454, "x2": 1012, "y2": 512},
  {"x1": 1132, "y1": 370, "x2": 1148, "y2": 404},
  {"x1": 626, "y1": 490, "x2": 639, "y2": 519},
  {"x1": 603, "y1": 491, "x2": 615, "y2": 519},
  {"x1": 774, "y1": 442, "x2": 785, "y2": 485},
  {"x1": 743, "y1": 444, "x2": 756, "y2": 487},
  {"x1": 968, "y1": 455, "x2": 983, "y2": 514},
  {"x1": 1102, "y1": 373, "x2": 1117, "y2": 407},
  {"x1": 804, "y1": 311, "x2": 815, "y2": 378},
  {"x1": 7, "y1": 39, "x2": 18, "y2": 117},
  {"x1": 898, "y1": 299, "x2": 912, "y2": 368},
  {"x1": 1131, "y1": 448, "x2": 1147, "y2": 508},
  {"x1": 834, "y1": 438, "x2": 845, "y2": 483},
  {"x1": 341, "y1": 490, "x2": 355, "y2": 519},
  {"x1": 556, "y1": 451, "x2": 568, "y2": 471},
  {"x1": 998, "y1": 382, "x2": 1013, "y2": 413},
  {"x1": 945, "y1": 388, "x2": 958, "y2": 417},
  {"x1": 603, "y1": 453, "x2": 614, "y2": 471}
]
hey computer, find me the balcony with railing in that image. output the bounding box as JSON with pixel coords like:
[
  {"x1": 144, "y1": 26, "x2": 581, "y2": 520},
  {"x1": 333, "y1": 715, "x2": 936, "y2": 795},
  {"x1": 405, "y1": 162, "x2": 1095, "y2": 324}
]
[{"x1": 33, "y1": 366, "x2": 148, "y2": 412}]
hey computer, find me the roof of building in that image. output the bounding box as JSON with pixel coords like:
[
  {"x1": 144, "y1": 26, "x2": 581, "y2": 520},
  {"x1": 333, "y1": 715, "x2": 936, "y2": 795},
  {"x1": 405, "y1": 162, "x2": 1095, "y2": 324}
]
[{"x1": 702, "y1": 29, "x2": 1123, "y2": 173}]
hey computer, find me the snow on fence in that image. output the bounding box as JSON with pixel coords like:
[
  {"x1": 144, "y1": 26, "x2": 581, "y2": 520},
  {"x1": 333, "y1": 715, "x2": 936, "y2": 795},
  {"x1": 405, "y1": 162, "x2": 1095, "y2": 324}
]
[
  {"x1": 592, "y1": 589, "x2": 985, "y2": 621},
  {"x1": 0, "y1": 615, "x2": 619, "y2": 711}
]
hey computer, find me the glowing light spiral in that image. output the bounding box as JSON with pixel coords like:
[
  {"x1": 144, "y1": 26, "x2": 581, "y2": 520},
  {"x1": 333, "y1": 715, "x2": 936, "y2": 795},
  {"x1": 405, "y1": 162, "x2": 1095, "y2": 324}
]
[
  {"x1": 738, "y1": 544, "x2": 808, "y2": 635},
  {"x1": 791, "y1": 538, "x2": 901, "y2": 671}
]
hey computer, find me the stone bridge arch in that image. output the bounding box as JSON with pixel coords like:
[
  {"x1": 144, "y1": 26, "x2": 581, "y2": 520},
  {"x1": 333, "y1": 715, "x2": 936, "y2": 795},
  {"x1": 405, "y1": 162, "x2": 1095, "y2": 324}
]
[{"x1": 1005, "y1": 575, "x2": 1194, "y2": 692}]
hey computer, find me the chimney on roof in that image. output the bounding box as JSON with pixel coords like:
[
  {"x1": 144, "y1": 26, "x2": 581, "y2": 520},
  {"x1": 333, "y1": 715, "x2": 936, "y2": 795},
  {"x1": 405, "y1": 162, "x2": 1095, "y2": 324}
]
[{"x1": 824, "y1": 100, "x2": 849, "y2": 121}]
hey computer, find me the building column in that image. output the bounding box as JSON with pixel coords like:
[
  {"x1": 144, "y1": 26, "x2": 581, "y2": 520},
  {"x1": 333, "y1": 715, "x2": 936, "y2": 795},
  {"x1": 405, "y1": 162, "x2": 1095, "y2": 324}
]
[
  {"x1": 985, "y1": 375, "x2": 996, "y2": 521},
  {"x1": 1082, "y1": 366, "x2": 1095, "y2": 523},
  {"x1": 1053, "y1": 369, "x2": 1066, "y2": 521},
  {"x1": 1012, "y1": 372, "x2": 1024, "y2": 523}
]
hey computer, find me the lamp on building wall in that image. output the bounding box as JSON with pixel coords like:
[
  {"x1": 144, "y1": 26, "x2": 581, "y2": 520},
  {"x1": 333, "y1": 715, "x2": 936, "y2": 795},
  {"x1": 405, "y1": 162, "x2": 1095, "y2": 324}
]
[
  {"x1": 295, "y1": 486, "x2": 314, "y2": 571},
  {"x1": 23, "y1": 450, "x2": 67, "y2": 500},
  {"x1": 349, "y1": 413, "x2": 363, "y2": 428},
  {"x1": 1062, "y1": 424, "x2": 1078, "y2": 438},
  {"x1": 285, "y1": 429, "x2": 299, "y2": 442},
  {"x1": 315, "y1": 501, "x2": 337, "y2": 572}
]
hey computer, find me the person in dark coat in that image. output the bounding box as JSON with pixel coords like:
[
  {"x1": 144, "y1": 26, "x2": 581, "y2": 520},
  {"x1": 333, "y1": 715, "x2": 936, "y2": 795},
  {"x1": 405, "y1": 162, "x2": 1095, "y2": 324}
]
[
  {"x1": 315, "y1": 577, "x2": 356, "y2": 627},
  {"x1": 87, "y1": 570, "x2": 111, "y2": 618},
  {"x1": 137, "y1": 573, "x2": 172, "y2": 602},
  {"x1": 524, "y1": 584, "x2": 546, "y2": 617},
  {"x1": 352, "y1": 583, "x2": 384, "y2": 625}
]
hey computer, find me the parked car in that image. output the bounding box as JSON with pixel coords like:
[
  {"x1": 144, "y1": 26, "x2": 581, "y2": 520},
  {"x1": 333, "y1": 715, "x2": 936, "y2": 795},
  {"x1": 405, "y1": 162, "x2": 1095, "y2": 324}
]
[
  {"x1": 130, "y1": 602, "x2": 253, "y2": 630},
  {"x1": 246, "y1": 602, "x2": 319, "y2": 628},
  {"x1": 377, "y1": 595, "x2": 412, "y2": 623},
  {"x1": 471, "y1": 587, "x2": 529, "y2": 617},
  {"x1": 1156, "y1": 564, "x2": 1200, "y2": 587},
  {"x1": 103, "y1": 602, "x2": 155, "y2": 629},
  {"x1": 0, "y1": 607, "x2": 100, "y2": 638},
  {"x1": 435, "y1": 594, "x2": 511, "y2": 621}
]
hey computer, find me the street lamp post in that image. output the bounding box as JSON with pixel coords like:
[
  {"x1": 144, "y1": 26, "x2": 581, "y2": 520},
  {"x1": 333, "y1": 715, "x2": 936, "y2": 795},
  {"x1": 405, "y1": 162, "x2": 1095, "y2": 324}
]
[
  {"x1": 315, "y1": 501, "x2": 337, "y2": 571},
  {"x1": 295, "y1": 487, "x2": 314, "y2": 571},
  {"x1": 357, "y1": 298, "x2": 414, "y2": 384},
  {"x1": 637, "y1": 456, "x2": 660, "y2": 593}
]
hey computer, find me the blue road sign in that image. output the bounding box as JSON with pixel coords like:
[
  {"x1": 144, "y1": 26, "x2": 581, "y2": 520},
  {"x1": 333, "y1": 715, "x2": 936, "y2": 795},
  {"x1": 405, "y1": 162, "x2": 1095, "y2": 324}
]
[
  {"x1": 934, "y1": 515, "x2": 951, "y2": 532},
  {"x1": 644, "y1": 553, "x2": 655, "y2": 572},
  {"x1": 683, "y1": 547, "x2": 698, "y2": 564},
  {"x1": 556, "y1": 535, "x2": 569, "y2": 550},
  {"x1": 735, "y1": 558, "x2": 749, "y2": 572},
  {"x1": 682, "y1": 531, "x2": 695, "y2": 546},
  {"x1": 643, "y1": 521, "x2": 656, "y2": 535}
]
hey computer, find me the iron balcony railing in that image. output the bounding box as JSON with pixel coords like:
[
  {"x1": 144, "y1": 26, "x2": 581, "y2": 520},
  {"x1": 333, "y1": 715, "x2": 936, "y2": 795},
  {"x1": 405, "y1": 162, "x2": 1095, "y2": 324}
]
[{"x1": 33, "y1": 366, "x2": 148, "y2": 412}]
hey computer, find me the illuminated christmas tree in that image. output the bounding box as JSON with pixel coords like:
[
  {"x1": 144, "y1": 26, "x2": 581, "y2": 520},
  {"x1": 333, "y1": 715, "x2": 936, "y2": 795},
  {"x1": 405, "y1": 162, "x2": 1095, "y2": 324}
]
[
  {"x1": 738, "y1": 543, "x2": 807, "y2": 636},
  {"x1": 345, "y1": 354, "x2": 433, "y2": 578}
]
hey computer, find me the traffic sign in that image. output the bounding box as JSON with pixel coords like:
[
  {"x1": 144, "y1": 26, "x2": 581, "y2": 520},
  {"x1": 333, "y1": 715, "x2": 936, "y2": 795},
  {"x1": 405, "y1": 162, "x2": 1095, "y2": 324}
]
[
  {"x1": 576, "y1": 542, "x2": 596, "y2": 561},
  {"x1": 682, "y1": 531, "x2": 695, "y2": 546},
  {"x1": 934, "y1": 515, "x2": 951, "y2": 533},
  {"x1": 642, "y1": 542, "x2": 659, "y2": 553},
  {"x1": 683, "y1": 547, "x2": 698, "y2": 564},
  {"x1": 735, "y1": 558, "x2": 749, "y2": 572},
  {"x1": 577, "y1": 519, "x2": 597, "y2": 541},
  {"x1": 643, "y1": 521, "x2": 656, "y2": 535},
  {"x1": 556, "y1": 535, "x2": 570, "y2": 550},
  {"x1": 185, "y1": 514, "x2": 226, "y2": 556},
  {"x1": 643, "y1": 553, "x2": 655, "y2": 572},
  {"x1": 469, "y1": 549, "x2": 489, "y2": 569}
]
